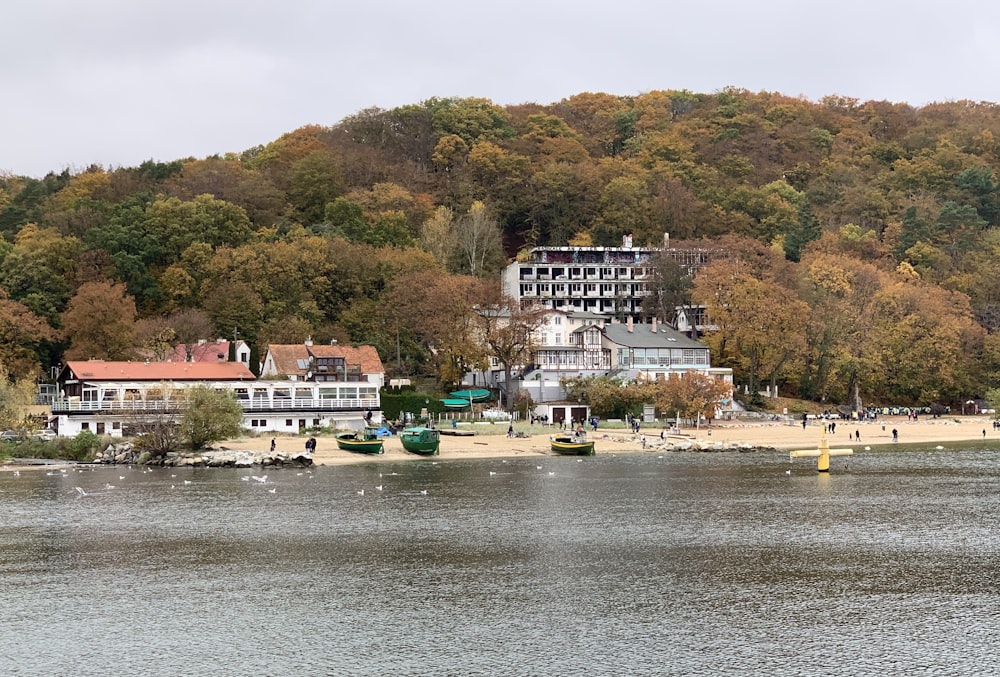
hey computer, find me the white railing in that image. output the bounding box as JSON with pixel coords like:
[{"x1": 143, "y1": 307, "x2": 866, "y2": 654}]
[{"x1": 51, "y1": 398, "x2": 380, "y2": 413}]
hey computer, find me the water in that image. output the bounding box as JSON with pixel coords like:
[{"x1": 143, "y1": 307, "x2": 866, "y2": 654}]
[{"x1": 2, "y1": 447, "x2": 999, "y2": 676}]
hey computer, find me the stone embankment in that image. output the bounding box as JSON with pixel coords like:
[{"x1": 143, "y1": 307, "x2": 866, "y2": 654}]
[{"x1": 93, "y1": 442, "x2": 313, "y2": 468}]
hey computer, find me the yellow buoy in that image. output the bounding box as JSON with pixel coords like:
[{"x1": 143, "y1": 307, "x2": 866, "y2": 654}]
[{"x1": 790, "y1": 429, "x2": 853, "y2": 472}]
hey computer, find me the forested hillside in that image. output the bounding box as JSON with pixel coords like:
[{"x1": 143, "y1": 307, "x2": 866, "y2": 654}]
[{"x1": 3, "y1": 88, "x2": 1000, "y2": 408}]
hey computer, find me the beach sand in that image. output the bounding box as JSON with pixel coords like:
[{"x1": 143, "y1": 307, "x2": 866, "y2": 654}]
[
  {"x1": 3, "y1": 415, "x2": 995, "y2": 471},
  {"x1": 227, "y1": 414, "x2": 999, "y2": 466}
]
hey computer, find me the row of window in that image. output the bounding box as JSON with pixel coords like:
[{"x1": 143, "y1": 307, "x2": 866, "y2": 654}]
[
  {"x1": 249, "y1": 419, "x2": 322, "y2": 428},
  {"x1": 520, "y1": 283, "x2": 648, "y2": 295},
  {"x1": 521, "y1": 267, "x2": 650, "y2": 280},
  {"x1": 617, "y1": 348, "x2": 709, "y2": 367}
]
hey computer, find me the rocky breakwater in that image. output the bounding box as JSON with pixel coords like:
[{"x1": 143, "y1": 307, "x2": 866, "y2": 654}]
[
  {"x1": 93, "y1": 442, "x2": 314, "y2": 468},
  {"x1": 600, "y1": 433, "x2": 777, "y2": 453}
]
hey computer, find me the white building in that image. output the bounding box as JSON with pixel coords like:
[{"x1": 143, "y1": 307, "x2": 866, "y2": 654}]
[
  {"x1": 51, "y1": 356, "x2": 383, "y2": 437},
  {"x1": 501, "y1": 234, "x2": 717, "y2": 320}
]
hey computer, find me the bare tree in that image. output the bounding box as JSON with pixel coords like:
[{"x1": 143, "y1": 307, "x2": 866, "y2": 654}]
[
  {"x1": 167, "y1": 309, "x2": 216, "y2": 361},
  {"x1": 455, "y1": 201, "x2": 504, "y2": 277},
  {"x1": 476, "y1": 288, "x2": 546, "y2": 410}
]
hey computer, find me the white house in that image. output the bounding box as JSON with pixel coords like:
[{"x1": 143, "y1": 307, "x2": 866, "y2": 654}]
[{"x1": 51, "y1": 353, "x2": 383, "y2": 437}]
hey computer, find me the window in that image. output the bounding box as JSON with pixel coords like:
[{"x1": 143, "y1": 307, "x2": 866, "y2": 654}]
[
  {"x1": 286, "y1": 419, "x2": 293, "y2": 427},
  {"x1": 81, "y1": 422, "x2": 90, "y2": 430},
  {"x1": 553, "y1": 316, "x2": 562, "y2": 325}
]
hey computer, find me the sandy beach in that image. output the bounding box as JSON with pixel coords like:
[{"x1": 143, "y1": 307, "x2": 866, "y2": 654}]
[
  {"x1": 223, "y1": 414, "x2": 1000, "y2": 466},
  {"x1": 3, "y1": 415, "x2": 996, "y2": 471}
]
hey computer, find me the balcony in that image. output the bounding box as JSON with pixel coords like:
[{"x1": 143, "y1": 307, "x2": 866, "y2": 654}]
[{"x1": 51, "y1": 397, "x2": 380, "y2": 414}]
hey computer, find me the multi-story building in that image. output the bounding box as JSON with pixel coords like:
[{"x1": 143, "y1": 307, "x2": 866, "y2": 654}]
[{"x1": 501, "y1": 233, "x2": 717, "y2": 320}]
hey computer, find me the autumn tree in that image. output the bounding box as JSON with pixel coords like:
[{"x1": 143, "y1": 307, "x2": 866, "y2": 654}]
[
  {"x1": 61, "y1": 281, "x2": 137, "y2": 360},
  {"x1": 692, "y1": 254, "x2": 809, "y2": 399},
  {"x1": 0, "y1": 293, "x2": 59, "y2": 379},
  {"x1": 475, "y1": 289, "x2": 546, "y2": 410},
  {"x1": 650, "y1": 372, "x2": 731, "y2": 426},
  {"x1": 0, "y1": 363, "x2": 37, "y2": 430},
  {"x1": 383, "y1": 271, "x2": 489, "y2": 385}
]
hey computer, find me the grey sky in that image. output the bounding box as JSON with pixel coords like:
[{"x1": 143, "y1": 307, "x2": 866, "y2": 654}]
[{"x1": 3, "y1": 0, "x2": 999, "y2": 178}]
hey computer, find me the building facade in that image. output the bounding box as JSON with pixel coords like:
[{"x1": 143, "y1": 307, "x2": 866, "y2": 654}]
[
  {"x1": 51, "y1": 351, "x2": 383, "y2": 437},
  {"x1": 501, "y1": 234, "x2": 717, "y2": 319}
]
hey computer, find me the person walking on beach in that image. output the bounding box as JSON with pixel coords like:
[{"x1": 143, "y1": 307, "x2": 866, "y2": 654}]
[
  {"x1": 892, "y1": 429, "x2": 898, "y2": 442},
  {"x1": 270, "y1": 438, "x2": 276, "y2": 453},
  {"x1": 507, "y1": 424, "x2": 514, "y2": 438},
  {"x1": 855, "y1": 429, "x2": 860, "y2": 441}
]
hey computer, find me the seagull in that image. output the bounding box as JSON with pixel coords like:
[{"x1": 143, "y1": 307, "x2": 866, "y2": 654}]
[
  {"x1": 375, "y1": 485, "x2": 383, "y2": 491},
  {"x1": 75, "y1": 487, "x2": 88, "y2": 496},
  {"x1": 104, "y1": 483, "x2": 115, "y2": 490},
  {"x1": 267, "y1": 487, "x2": 277, "y2": 494},
  {"x1": 183, "y1": 480, "x2": 192, "y2": 485},
  {"x1": 489, "y1": 471, "x2": 497, "y2": 476},
  {"x1": 119, "y1": 475, "x2": 125, "y2": 480},
  {"x1": 251, "y1": 475, "x2": 268, "y2": 483},
  {"x1": 357, "y1": 489, "x2": 365, "y2": 496},
  {"x1": 12, "y1": 470, "x2": 19, "y2": 476},
  {"x1": 936, "y1": 445, "x2": 944, "y2": 450},
  {"x1": 785, "y1": 470, "x2": 792, "y2": 476},
  {"x1": 548, "y1": 471, "x2": 555, "y2": 476},
  {"x1": 536, "y1": 465, "x2": 543, "y2": 470},
  {"x1": 419, "y1": 489, "x2": 428, "y2": 495}
]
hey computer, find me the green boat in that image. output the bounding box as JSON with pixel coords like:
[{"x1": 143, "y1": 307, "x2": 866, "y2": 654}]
[
  {"x1": 449, "y1": 388, "x2": 492, "y2": 403},
  {"x1": 336, "y1": 427, "x2": 384, "y2": 454},
  {"x1": 400, "y1": 427, "x2": 441, "y2": 456},
  {"x1": 442, "y1": 398, "x2": 471, "y2": 410},
  {"x1": 550, "y1": 434, "x2": 595, "y2": 456}
]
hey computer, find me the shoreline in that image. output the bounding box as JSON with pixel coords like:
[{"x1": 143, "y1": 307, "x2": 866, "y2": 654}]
[{"x1": 3, "y1": 415, "x2": 997, "y2": 471}]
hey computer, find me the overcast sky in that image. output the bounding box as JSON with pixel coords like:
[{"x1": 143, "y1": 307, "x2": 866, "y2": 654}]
[{"x1": 3, "y1": 0, "x2": 999, "y2": 178}]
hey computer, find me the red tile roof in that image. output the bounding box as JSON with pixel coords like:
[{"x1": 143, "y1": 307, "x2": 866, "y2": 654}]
[
  {"x1": 62, "y1": 361, "x2": 255, "y2": 382},
  {"x1": 264, "y1": 343, "x2": 384, "y2": 377}
]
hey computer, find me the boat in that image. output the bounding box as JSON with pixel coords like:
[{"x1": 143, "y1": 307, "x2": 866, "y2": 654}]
[
  {"x1": 335, "y1": 427, "x2": 384, "y2": 454},
  {"x1": 449, "y1": 388, "x2": 492, "y2": 403},
  {"x1": 400, "y1": 427, "x2": 440, "y2": 455},
  {"x1": 550, "y1": 434, "x2": 595, "y2": 456},
  {"x1": 442, "y1": 398, "x2": 472, "y2": 410}
]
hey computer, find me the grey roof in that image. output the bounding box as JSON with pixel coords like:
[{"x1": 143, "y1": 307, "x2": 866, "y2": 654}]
[
  {"x1": 601, "y1": 323, "x2": 707, "y2": 350},
  {"x1": 566, "y1": 311, "x2": 608, "y2": 320}
]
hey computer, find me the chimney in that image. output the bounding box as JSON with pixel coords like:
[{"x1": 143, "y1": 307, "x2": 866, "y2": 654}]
[
  {"x1": 651, "y1": 317, "x2": 658, "y2": 333},
  {"x1": 663, "y1": 232, "x2": 670, "y2": 248},
  {"x1": 627, "y1": 316, "x2": 633, "y2": 333},
  {"x1": 305, "y1": 335, "x2": 313, "y2": 347}
]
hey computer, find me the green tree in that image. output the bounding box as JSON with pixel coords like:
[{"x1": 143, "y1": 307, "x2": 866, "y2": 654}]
[
  {"x1": 783, "y1": 202, "x2": 822, "y2": 262},
  {"x1": 179, "y1": 385, "x2": 244, "y2": 450}
]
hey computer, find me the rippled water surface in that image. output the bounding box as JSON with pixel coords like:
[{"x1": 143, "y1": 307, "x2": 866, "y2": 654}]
[{"x1": 2, "y1": 447, "x2": 999, "y2": 675}]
